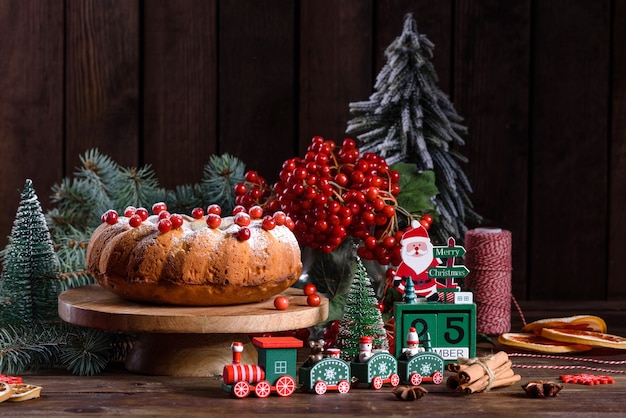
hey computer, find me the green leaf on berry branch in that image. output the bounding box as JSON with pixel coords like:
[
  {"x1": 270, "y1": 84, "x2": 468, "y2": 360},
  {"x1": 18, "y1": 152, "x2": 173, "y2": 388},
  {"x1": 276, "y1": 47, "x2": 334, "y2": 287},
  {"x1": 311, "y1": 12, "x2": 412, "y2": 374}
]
[{"x1": 392, "y1": 164, "x2": 438, "y2": 216}]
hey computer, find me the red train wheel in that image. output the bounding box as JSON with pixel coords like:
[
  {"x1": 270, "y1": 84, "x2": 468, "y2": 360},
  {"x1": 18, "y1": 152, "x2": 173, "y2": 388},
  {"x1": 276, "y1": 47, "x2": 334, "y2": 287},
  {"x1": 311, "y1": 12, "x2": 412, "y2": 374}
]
[
  {"x1": 410, "y1": 372, "x2": 423, "y2": 386},
  {"x1": 314, "y1": 380, "x2": 327, "y2": 395},
  {"x1": 233, "y1": 381, "x2": 250, "y2": 399},
  {"x1": 371, "y1": 376, "x2": 383, "y2": 390},
  {"x1": 254, "y1": 380, "x2": 271, "y2": 398},
  {"x1": 389, "y1": 373, "x2": 400, "y2": 387},
  {"x1": 432, "y1": 371, "x2": 444, "y2": 385},
  {"x1": 337, "y1": 380, "x2": 350, "y2": 394},
  {"x1": 275, "y1": 375, "x2": 296, "y2": 397}
]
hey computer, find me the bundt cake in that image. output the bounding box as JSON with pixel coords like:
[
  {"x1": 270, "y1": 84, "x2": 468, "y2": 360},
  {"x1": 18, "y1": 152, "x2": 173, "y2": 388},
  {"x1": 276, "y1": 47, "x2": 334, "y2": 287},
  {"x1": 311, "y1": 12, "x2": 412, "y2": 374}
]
[{"x1": 86, "y1": 203, "x2": 302, "y2": 306}]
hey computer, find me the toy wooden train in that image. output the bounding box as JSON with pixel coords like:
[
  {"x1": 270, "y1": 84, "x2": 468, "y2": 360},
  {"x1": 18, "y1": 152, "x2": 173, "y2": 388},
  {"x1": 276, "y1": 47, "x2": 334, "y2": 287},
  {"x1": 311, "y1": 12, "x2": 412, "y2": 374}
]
[{"x1": 222, "y1": 333, "x2": 446, "y2": 398}]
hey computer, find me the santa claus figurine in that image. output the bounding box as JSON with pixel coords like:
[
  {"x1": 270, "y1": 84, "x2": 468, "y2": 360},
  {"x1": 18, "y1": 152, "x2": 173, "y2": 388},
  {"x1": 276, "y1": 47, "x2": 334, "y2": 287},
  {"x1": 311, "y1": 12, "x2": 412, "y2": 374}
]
[
  {"x1": 392, "y1": 220, "x2": 457, "y2": 301},
  {"x1": 401, "y1": 327, "x2": 425, "y2": 358}
]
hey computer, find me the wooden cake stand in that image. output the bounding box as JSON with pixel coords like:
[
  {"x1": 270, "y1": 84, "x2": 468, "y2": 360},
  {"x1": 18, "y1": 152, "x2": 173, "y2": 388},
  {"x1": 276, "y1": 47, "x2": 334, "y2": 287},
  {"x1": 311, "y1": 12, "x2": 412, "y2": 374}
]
[{"x1": 58, "y1": 284, "x2": 328, "y2": 377}]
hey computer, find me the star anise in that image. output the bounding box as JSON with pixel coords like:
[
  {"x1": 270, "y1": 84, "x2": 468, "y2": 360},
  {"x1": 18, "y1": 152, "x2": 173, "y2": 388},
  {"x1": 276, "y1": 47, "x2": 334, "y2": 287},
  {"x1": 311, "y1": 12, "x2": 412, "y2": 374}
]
[
  {"x1": 522, "y1": 380, "x2": 563, "y2": 398},
  {"x1": 392, "y1": 385, "x2": 428, "y2": 401}
]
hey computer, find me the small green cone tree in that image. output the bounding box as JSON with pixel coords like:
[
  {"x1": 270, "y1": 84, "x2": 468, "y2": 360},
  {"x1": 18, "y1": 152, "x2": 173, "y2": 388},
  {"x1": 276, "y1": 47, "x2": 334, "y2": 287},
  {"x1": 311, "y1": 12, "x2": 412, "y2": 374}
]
[
  {"x1": 0, "y1": 179, "x2": 61, "y2": 324},
  {"x1": 336, "y1": 255, "x2": 389, "y2": 360},
  {"x1": 346, "y1": 13, "x2": 481, "y2": 244},
  {"x1": 0, "y1": 150, "x2": 246, "y2": 375}
]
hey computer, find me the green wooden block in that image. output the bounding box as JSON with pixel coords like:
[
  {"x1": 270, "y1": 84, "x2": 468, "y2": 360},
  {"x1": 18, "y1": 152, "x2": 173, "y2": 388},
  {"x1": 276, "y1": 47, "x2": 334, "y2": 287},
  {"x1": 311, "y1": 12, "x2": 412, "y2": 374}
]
[{"x1": 394, "y1": 300, "x2": 476, "y2": 362}]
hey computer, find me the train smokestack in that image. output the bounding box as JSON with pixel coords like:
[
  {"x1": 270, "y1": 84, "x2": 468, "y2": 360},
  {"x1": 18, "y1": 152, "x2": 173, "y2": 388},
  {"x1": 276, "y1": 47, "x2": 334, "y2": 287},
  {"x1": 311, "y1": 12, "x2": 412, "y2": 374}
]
[{"x1": 231, "y1": 341, "x2": 244, "y2": 364}]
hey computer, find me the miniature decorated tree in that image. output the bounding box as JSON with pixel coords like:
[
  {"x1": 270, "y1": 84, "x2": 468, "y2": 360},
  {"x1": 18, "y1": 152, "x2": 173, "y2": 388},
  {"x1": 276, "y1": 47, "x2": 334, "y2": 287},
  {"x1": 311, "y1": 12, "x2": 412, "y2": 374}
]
[
  {"x1": 0, "y1": 150, "x2": 247, "y2": 375},
  {"x1": 336, "y1": 255, "x2": 389, "y2": 360},
  {"x1": 346, "y1": 13, "x2": 481, "y2": 244},
  {"x1": 0, "y1": 179, "x2": 61, "y2": 324}
]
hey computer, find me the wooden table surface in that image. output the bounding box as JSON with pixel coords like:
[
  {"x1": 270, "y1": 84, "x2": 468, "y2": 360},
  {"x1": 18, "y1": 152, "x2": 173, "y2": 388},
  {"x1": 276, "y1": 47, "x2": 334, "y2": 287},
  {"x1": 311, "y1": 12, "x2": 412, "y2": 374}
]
[{"x1": 3, "y1": 300, "x2": 626, "y2": 417}]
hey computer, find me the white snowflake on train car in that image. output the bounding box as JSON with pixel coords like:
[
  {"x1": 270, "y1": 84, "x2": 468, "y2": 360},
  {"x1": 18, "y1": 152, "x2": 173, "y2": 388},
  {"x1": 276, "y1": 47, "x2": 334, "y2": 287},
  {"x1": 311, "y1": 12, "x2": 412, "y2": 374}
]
[
  {"x1": 324, "y1": 368, "x2": 337, "y2": 381},
  {"x1": 377, "y1": 362, "x2": 389, "y2": 376},
  {"x1": 420, "y1": 362, "x2": 434, "y2": 376}
]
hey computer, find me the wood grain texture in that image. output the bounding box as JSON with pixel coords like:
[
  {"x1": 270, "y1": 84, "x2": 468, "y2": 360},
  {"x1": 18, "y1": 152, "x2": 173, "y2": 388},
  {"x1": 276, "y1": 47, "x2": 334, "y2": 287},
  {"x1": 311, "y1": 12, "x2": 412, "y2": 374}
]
[
  {"x1": 58, "y1": 285, "x2": 328, "y2": 334},
  {"x1": 4, "y1": 301, "x2": 626, "y2": 415},
  {"x1": 299, "y1": 0, "x2": 373, "y2": 152},
  {"x1": 142, "y1": 0, "x2": 217, "y2": 188},
  {"x1": 608, "y1": 0, "x2": 626, "y2": 300},
  {"x1": 454, "y1": 1, "x2": 531, "y2": 300},
  {"x1": 0, "y1": 2, "x2": 623, "y2": 301},
  {"x1": 65, "y1": 0, "x2": 140, "y2": 170},
  {"x1": 530, "y1": 0, "x2": 610, "y2": 299},
  {"x1": 219, "y1": 0, "x2": 296, "y2": 183},
  {"x1": 0, "y1": 0, "x2": 64, "y2": 250}
]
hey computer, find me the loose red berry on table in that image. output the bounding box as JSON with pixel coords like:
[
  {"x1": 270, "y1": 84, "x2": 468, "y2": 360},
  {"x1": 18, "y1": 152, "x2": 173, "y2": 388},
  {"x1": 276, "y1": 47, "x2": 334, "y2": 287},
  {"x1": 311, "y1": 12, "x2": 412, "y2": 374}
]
[
  {"x1": 307, "y1": 294, "x2": 321, "y2": 307},
  {"x1": 274, "y1": 295, "x2": 289, "y2": 310},
  {"x1": 303, "y1": 283, "x2": 317, "y2": 296}
]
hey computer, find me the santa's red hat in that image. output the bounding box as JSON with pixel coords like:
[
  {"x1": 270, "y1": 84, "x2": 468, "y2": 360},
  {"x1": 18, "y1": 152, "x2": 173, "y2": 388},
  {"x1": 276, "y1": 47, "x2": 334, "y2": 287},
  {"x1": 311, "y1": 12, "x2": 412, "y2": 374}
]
[
  {"x1": 359, "y1": 336, "x2": 372, "y2": 345},
  {"x1": 406, "y1": 327, "x2": 419, "y2": 345},
  {"x1": 401, "y1": 220, "x2": 429, "y2": 243}
]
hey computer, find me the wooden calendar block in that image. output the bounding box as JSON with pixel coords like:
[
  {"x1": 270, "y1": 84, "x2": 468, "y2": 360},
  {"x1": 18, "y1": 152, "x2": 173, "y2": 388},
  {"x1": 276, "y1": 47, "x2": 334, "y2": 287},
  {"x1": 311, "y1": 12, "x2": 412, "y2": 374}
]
[{"x1": 394, "y1": 301, "x2": 476, "y2": 362}]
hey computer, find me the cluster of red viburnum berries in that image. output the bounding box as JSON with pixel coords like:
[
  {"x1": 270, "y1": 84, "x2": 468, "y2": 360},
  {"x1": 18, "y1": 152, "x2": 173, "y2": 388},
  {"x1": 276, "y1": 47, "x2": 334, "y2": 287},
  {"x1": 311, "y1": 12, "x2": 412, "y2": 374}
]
[{"x1": 234, "y1": 136, "x2": 432, "y2": 266}]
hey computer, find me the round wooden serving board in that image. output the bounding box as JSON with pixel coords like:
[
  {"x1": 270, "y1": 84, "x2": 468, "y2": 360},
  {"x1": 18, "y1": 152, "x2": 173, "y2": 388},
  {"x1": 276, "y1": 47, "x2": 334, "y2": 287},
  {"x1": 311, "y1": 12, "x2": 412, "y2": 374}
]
[{"x1": 58, "y1": 284, "x2": 328, "y2": 376}]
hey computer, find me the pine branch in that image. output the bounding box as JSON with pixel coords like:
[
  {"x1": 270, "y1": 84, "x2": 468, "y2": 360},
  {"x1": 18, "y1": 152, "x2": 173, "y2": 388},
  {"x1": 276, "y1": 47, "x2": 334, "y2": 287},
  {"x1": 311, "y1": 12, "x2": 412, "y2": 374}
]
[
  {"x1": 0, "y1": 323, "x2": 64, "y2": 375},
  {"x1": 201, "y1": 153, "x2": 246, "y2": 214},
  {"x1": 59, "y1": 326, "x2": 117, "y2": 376},
  {"x1": 115, "y1": 165, "x2": 163, "y2": 210}
]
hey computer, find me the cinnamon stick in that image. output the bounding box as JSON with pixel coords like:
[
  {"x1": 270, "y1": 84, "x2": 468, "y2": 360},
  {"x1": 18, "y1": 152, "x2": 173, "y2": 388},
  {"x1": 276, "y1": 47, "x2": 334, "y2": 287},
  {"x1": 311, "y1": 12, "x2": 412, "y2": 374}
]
[
  {"x1": 463, "y1": 374, "x2": 521, "y2": 394},
  {"x1": 458, "y1": 351, "x2": 510, "y2": 384}
]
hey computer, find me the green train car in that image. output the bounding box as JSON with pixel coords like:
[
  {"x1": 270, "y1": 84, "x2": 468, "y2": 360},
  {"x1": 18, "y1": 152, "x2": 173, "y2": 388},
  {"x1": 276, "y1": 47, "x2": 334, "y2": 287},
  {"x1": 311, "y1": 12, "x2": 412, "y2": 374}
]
[
  {"x1": 350, "y1": 351, "x2": 400, "y2": 390},
  {"x1": 298, "y1": 357, "x2": 351, "y2": 394}
]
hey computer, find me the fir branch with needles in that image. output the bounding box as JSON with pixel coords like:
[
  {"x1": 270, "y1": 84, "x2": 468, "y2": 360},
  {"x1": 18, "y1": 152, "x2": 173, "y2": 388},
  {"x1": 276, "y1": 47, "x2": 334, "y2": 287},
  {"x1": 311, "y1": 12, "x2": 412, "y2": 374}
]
[{"x1": 1, "y1": 150, "x2": 246, "y2": 375}]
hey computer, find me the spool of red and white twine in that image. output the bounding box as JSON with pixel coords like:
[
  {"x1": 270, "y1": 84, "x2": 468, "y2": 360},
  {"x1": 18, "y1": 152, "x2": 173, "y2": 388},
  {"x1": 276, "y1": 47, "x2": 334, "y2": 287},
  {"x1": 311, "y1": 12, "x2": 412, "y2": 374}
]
[{"x1": 464, "y1": 228, "x2": 513, "y2": 335}]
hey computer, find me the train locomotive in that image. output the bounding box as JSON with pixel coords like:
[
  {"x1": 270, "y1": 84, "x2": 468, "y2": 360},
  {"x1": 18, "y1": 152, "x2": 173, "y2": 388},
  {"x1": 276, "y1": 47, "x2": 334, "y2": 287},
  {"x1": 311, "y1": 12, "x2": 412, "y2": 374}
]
[{"x1": 222, "y1": 337, "x2": 302, "y2": 398}]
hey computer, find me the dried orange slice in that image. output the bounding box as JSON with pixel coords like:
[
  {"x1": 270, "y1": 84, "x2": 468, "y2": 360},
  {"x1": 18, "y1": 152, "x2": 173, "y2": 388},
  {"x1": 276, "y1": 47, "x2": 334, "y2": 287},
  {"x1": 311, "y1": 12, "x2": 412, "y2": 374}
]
[
  {"x1": 7, "y1": 383, "x2": 42, "y2": 402},
  {"x1": 0, "y1": 382, "x2": 13, "y2": 403},
  {"x1": 521, "y1": 315, "x2": 607, "y2": 335},
  {"x1": 498, "y1": 332, "x2": 593, "y2": 353},
  {"x1": 541, "y1": 328, "x2": 626, "y2": 350}
]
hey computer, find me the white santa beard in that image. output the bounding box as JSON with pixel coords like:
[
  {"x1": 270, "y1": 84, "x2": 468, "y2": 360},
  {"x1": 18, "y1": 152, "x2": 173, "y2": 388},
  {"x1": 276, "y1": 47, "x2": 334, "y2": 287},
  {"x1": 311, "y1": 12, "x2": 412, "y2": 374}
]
[{"x1": 401, "y1": 241, "x2": 434, "y2": 274}]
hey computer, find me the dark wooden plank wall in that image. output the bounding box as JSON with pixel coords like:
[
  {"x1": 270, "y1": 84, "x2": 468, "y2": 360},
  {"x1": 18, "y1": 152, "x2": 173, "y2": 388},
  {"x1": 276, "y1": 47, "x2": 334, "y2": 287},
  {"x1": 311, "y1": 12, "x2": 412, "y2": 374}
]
[{"x1": 0, "y1": 0, "x2": 624, "y2": 301}]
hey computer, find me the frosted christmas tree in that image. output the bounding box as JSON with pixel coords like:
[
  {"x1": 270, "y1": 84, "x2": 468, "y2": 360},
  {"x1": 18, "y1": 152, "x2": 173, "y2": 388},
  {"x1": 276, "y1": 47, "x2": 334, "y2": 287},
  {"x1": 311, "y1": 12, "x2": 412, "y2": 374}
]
[
  {"x1": 337, "y1": 255, "x2": 389, "y2": 360},
  {"x1": 0, "y1": 151, "x2": 246, "y2": 375},
  {"x1": 346, "y1": 13, "x2": 481, "y2": 244},
  {"x1": 0, "y1": 179, "x2": 61, "y2": 324}
]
